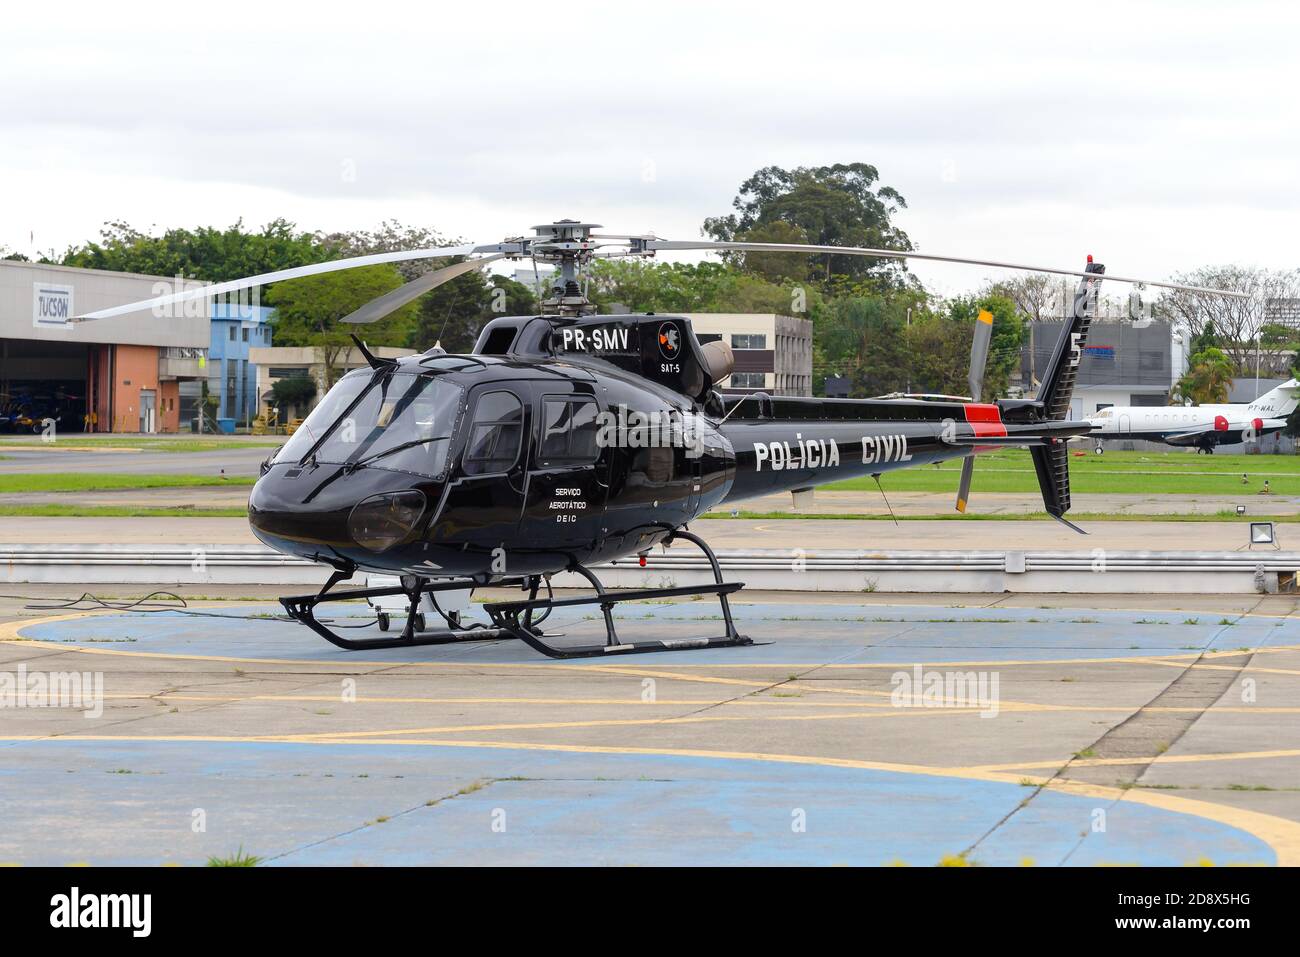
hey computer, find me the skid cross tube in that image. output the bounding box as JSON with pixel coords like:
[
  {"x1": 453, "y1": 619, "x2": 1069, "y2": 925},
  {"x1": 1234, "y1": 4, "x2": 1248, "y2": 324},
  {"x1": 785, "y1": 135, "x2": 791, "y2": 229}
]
[
  {"x1": 280, "y1": 571, "x2": 521, "y2": 651},
  {"x1": 484, "y1": 533, "x2": 754, "y2": 659}
]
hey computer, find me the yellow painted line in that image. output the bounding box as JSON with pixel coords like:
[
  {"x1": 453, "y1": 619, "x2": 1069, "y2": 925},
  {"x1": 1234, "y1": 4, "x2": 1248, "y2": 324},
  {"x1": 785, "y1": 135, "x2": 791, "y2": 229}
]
[
  {"x1": 96, "y1": 690, "x2": 1300, "y2": 717},
  {"x1": 966, "y1": 748, "x2": 1300, "y2": 773},
  {"x1": 277, "y1": 706, "x2": 986, "y2": 741},
  {"x1": 5, "y1": 616, "x2": 1286, "y2": 718},
  {"x1": 1128, "y1": 656, "x2": 1300, "y2": 677},
  {"x1": 3, "y1": 731, "x2": 1291, "y2": 864},
  {"x1": 584, "y1": 665, "x2": 1062, "y2": 710},
  {"x1": 1193, "y1": 664, "x2": 1300, "y2": 677},
  {"x1": 587, "y1": 664, "x2": 910, "y2": 701},
  {"x1": 7, "y1": 614, "x2": 1300, "y2": 674},
  {"x1": 9, "y1": 615, "x2": 1300, "y2": 727},
  {"x1": 100, "y1": 692, "x2": 892, "y2": 708},
  {"x1": 6, "y1": 611, "x2": 1300, "y2": 862},
  {"x1": 581, "y1": 664, "x2": 794, "y2": 691}
]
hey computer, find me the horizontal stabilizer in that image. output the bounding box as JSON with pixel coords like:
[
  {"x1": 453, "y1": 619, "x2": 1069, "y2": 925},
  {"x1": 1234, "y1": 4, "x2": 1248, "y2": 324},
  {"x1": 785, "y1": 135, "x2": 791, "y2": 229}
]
[{"x1": 944, "y1": 421, "x2": 1093, "y2": 447}]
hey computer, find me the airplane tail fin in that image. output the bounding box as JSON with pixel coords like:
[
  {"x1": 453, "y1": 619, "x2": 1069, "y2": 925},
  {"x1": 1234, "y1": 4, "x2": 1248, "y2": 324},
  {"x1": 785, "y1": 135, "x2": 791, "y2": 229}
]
[{"x1": 1248, "y1": 379, "x2": 1300, "y2": 417}]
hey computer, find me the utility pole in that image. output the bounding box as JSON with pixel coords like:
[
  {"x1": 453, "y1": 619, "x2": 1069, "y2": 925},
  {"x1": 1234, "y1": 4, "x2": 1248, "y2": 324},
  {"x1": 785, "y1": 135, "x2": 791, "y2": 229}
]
[
  {"x1": 1256, "y1": 329, "x2": 1261, "y2": 400},
  {"x1": 906, "y1": 307, "x2": 912, "y2": 393}
]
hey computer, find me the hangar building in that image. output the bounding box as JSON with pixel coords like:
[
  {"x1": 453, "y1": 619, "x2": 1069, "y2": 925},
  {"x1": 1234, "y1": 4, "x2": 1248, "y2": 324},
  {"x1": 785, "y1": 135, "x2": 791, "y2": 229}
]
[{"x1": 0, "y1": 260, "x2": 208, "y2": 433}]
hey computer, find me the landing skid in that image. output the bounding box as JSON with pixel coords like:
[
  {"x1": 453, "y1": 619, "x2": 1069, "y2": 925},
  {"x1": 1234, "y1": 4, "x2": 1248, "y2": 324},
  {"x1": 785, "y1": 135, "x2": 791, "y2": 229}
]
[
  {"x1": 279, "y1": 529, "x2": 755, "y2": 659},
  {"x1": 485, "y1": 529, "x2": 755, "y2": 659},
  {"x1": 280, "y1": 571, "x2": 519, "y2": 651}
]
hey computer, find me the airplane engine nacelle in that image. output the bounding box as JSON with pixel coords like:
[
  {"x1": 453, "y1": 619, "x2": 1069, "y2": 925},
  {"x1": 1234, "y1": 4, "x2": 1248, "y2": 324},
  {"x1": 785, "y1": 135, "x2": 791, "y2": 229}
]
[{"x1": 1214, "y1": 414, "x2": 1229, "y2": 431}]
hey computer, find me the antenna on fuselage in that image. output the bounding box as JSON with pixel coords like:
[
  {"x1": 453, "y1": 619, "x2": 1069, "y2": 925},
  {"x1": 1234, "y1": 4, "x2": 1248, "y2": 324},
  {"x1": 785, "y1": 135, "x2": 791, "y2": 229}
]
[
  {"x1": 350, "y1": 334, "x2": 397, "y2": 371},
  {"x1": 872, "y1": 473, "x2": 899, "y2": 527}
]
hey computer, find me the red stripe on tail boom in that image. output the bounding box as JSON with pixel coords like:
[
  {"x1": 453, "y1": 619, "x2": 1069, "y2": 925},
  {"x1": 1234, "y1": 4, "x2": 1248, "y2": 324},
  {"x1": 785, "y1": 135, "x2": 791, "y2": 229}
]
[{"x1": 963, "y1": 403, "x2": 1007, "y2": 438}]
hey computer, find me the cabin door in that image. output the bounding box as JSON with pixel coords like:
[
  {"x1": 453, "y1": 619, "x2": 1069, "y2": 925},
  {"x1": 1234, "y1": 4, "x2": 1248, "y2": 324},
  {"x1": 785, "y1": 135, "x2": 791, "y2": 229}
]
[
  {"x1": 429, "y1": 386, "x2": 528, "y2": 551},
  {"x1": 521, "y1": 390, "x2": 608, "y2": 551}
]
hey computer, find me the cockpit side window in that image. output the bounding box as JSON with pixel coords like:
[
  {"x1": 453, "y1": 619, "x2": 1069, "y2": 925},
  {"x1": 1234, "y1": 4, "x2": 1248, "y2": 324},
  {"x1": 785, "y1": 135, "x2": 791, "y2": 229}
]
[
  {"x1": 539, "y1": 396, "x2": 599, "y2": 467},
  {"x1": 462, "y1": 391, "x2": 524, "y2": 476}
]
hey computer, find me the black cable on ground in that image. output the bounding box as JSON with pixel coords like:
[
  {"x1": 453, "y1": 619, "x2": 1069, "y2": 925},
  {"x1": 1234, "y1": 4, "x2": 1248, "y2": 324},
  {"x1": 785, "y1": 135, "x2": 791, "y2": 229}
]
[{"x1": 1, "y1": 589, "x2": 467, "y2": 629}]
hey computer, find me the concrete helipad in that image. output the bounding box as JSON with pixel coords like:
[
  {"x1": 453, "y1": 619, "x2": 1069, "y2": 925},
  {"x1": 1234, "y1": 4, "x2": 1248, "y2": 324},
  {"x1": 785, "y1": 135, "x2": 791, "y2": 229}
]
[{"x1": 2, "y1": 594, "x2": 1299, "y2": 866}]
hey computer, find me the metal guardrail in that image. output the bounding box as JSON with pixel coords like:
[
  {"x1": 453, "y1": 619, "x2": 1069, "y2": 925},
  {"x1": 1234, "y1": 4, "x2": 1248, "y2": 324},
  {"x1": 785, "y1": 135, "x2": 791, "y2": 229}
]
[{"x1": 2, "y1": 544, "x2": 1297, "y2": 573}]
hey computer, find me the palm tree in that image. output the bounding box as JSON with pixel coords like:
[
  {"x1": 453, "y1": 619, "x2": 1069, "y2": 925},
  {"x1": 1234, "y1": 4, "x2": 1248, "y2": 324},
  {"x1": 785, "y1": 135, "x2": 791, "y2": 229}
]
[{"x1": 1172, "y1": 347, "x2": 1235, "y2": 405}]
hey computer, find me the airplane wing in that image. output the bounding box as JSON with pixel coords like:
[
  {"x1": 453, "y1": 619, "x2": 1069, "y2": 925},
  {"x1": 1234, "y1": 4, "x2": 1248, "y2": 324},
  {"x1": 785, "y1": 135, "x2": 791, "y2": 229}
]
[
  {"x1": 1164, "y1": 423, "x2": 1222, "y2": 442},
  {"x1": 1161, "y1": 418, "x2": 1289, "y2": 446}
]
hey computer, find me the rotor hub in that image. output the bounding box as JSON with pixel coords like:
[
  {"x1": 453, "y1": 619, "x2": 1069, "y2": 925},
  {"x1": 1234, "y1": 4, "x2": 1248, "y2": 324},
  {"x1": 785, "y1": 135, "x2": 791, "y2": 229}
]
[{"x1": 524, "y1": 221, "x2": 604, "y2": 316}]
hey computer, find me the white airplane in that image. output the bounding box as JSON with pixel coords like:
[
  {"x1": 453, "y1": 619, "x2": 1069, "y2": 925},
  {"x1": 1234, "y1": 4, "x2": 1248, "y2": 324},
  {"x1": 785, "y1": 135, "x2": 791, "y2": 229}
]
[{"x1": 1086, "y1": 379, "x2": 1300, "y2": 453}]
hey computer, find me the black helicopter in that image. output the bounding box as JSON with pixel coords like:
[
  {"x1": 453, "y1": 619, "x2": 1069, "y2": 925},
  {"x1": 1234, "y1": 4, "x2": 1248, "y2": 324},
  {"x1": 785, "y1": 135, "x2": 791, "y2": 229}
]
[{"x1": 78, "y1": 221, "x2": 1247, "y2": 658}]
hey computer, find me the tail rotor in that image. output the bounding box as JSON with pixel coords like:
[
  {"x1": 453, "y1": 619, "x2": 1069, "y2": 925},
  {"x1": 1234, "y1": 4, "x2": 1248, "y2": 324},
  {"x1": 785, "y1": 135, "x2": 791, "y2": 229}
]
[{"x1": 955, "y1": 309, "x2": 994, "y2": 513}]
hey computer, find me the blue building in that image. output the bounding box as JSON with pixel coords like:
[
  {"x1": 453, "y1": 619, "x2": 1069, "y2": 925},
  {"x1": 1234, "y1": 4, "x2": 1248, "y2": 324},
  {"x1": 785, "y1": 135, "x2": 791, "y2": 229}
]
[{"x1": 208, "y1": 303, "x2": 273, "y2": 431}]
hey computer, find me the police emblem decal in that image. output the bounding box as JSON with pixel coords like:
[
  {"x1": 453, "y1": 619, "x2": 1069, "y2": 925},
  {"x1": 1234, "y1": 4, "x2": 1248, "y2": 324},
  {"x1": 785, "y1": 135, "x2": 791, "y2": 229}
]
[{"x1": 657, "y1": 321, "x2": 680, "y2": 361}]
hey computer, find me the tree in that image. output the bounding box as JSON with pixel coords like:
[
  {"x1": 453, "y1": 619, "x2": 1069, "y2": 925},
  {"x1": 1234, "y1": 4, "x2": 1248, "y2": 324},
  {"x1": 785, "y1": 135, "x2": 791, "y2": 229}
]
[
  {"x1": 589, "y1": 260, "x2": 736, "y2": 313},
  {"x1": 817, "y1": 296, "x2": 911, "y2": 397},
  {"x1": 944, "y1": 295, "x2": 1023, "y2": 399},
  {"x1": 1172, "y1": 347, "x2": 1235, "y2": 405},
  {"x1": 322, "y1": 222, "x2": 536, "y2": 353},
  {"x1": 905, "y1": 310, "x2": 969, "y2": 396},
  {"x1": 985, "y1": 273, "x2": 1058, "y2": 324},
  {"x1": 587, "y1": 259, "x2": 815, "y2": 318},
  {"x1": 1285, "y1": 401, "x2": 1300, "y2": 440},
  {"x1": 704, "y1": 163, "x2": 913, "y2": 287},
  {"x1": 265, "y1": 265, "x2": 416, "y2": 386},
  {"x1": 270, "y1": 376, "x2": 317, "y2": 419},
  {"x1": 1160, "y1": 266, "x2": 1300, "y2": 373},
  {"x1": 733, "y1": 220, "x2": 813, "y2": 284},
  {"x1": 414, "y1": 269, "x2": 491, "y2": 354},
  {"x1": 1188, "y1": 319, "x2": 1220, "y2": 356},
  {"x1": 318, "y1": 221, "x2": 458, "y2": 282},
  {"x1": 59, "y1": 219, "x2": 327, "y2": 282}
]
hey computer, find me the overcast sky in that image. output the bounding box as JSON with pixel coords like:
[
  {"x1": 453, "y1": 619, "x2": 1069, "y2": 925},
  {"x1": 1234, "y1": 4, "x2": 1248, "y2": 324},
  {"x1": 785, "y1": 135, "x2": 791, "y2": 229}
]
[{"x1": 2, "y1": 1, "x2": 1296, "y2": 296}]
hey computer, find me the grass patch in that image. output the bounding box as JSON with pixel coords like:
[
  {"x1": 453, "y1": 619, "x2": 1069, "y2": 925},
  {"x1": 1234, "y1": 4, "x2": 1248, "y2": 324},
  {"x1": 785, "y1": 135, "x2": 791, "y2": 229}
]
[
  {"x1": 821, "y1": 448, "x2": 1300, "y2": 496},
  {"x1": 0, "y1": 437, "x2": 280, "y2": 453},
  {"x1": 206, "y1": 847, "x2": 262, "y2": 867},
  {"x1": 0, "y1": 473, "x2": 256, "y2": 494},
  {"x1": 0, "y1": 505, "x2": 248, "y2": 518},
  {"x1": 701, "y1": 510, "x2": 1299, "y2": 523}
]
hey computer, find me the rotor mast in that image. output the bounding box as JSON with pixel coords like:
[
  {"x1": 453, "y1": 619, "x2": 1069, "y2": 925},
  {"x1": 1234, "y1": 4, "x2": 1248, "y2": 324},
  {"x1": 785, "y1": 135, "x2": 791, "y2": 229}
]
[{"x1": 528, "y1": 220, "x2": 602, "y2": 317}]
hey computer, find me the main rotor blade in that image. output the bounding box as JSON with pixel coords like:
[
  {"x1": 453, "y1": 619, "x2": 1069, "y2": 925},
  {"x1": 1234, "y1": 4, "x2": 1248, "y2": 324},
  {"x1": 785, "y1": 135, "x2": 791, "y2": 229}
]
[
  {"x1": 341, "y1": 254, "x2": 507, "y2": 324},
  {"x1": 73, "y1": 242, "x2": 520, "y2": 321},
  {"x1": 645, "y1": 240, "x2": 1250, "y2": 299},
  {"x1": 968, "y1": 308, "x2": 993, "y2": 403},
  {"x1": 956, "y1": 456, "x2": 975, "y2": 514}
]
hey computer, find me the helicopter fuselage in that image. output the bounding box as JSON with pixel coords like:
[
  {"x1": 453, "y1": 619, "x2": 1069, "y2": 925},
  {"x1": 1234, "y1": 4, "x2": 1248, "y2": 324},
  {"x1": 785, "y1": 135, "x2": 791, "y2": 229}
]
[{"x1": 248, "y1": 314, "x2": 1050, "y2": 581}]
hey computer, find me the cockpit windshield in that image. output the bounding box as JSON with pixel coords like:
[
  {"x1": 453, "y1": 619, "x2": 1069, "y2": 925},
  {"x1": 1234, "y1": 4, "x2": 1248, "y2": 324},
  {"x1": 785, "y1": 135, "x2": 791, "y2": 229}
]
[
  {"x1": 273, "y1": 371, "x2": 464, "y2": 478},
  {"x1": 272, "y1": 371, "x2": 369, "y2": 465}
]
